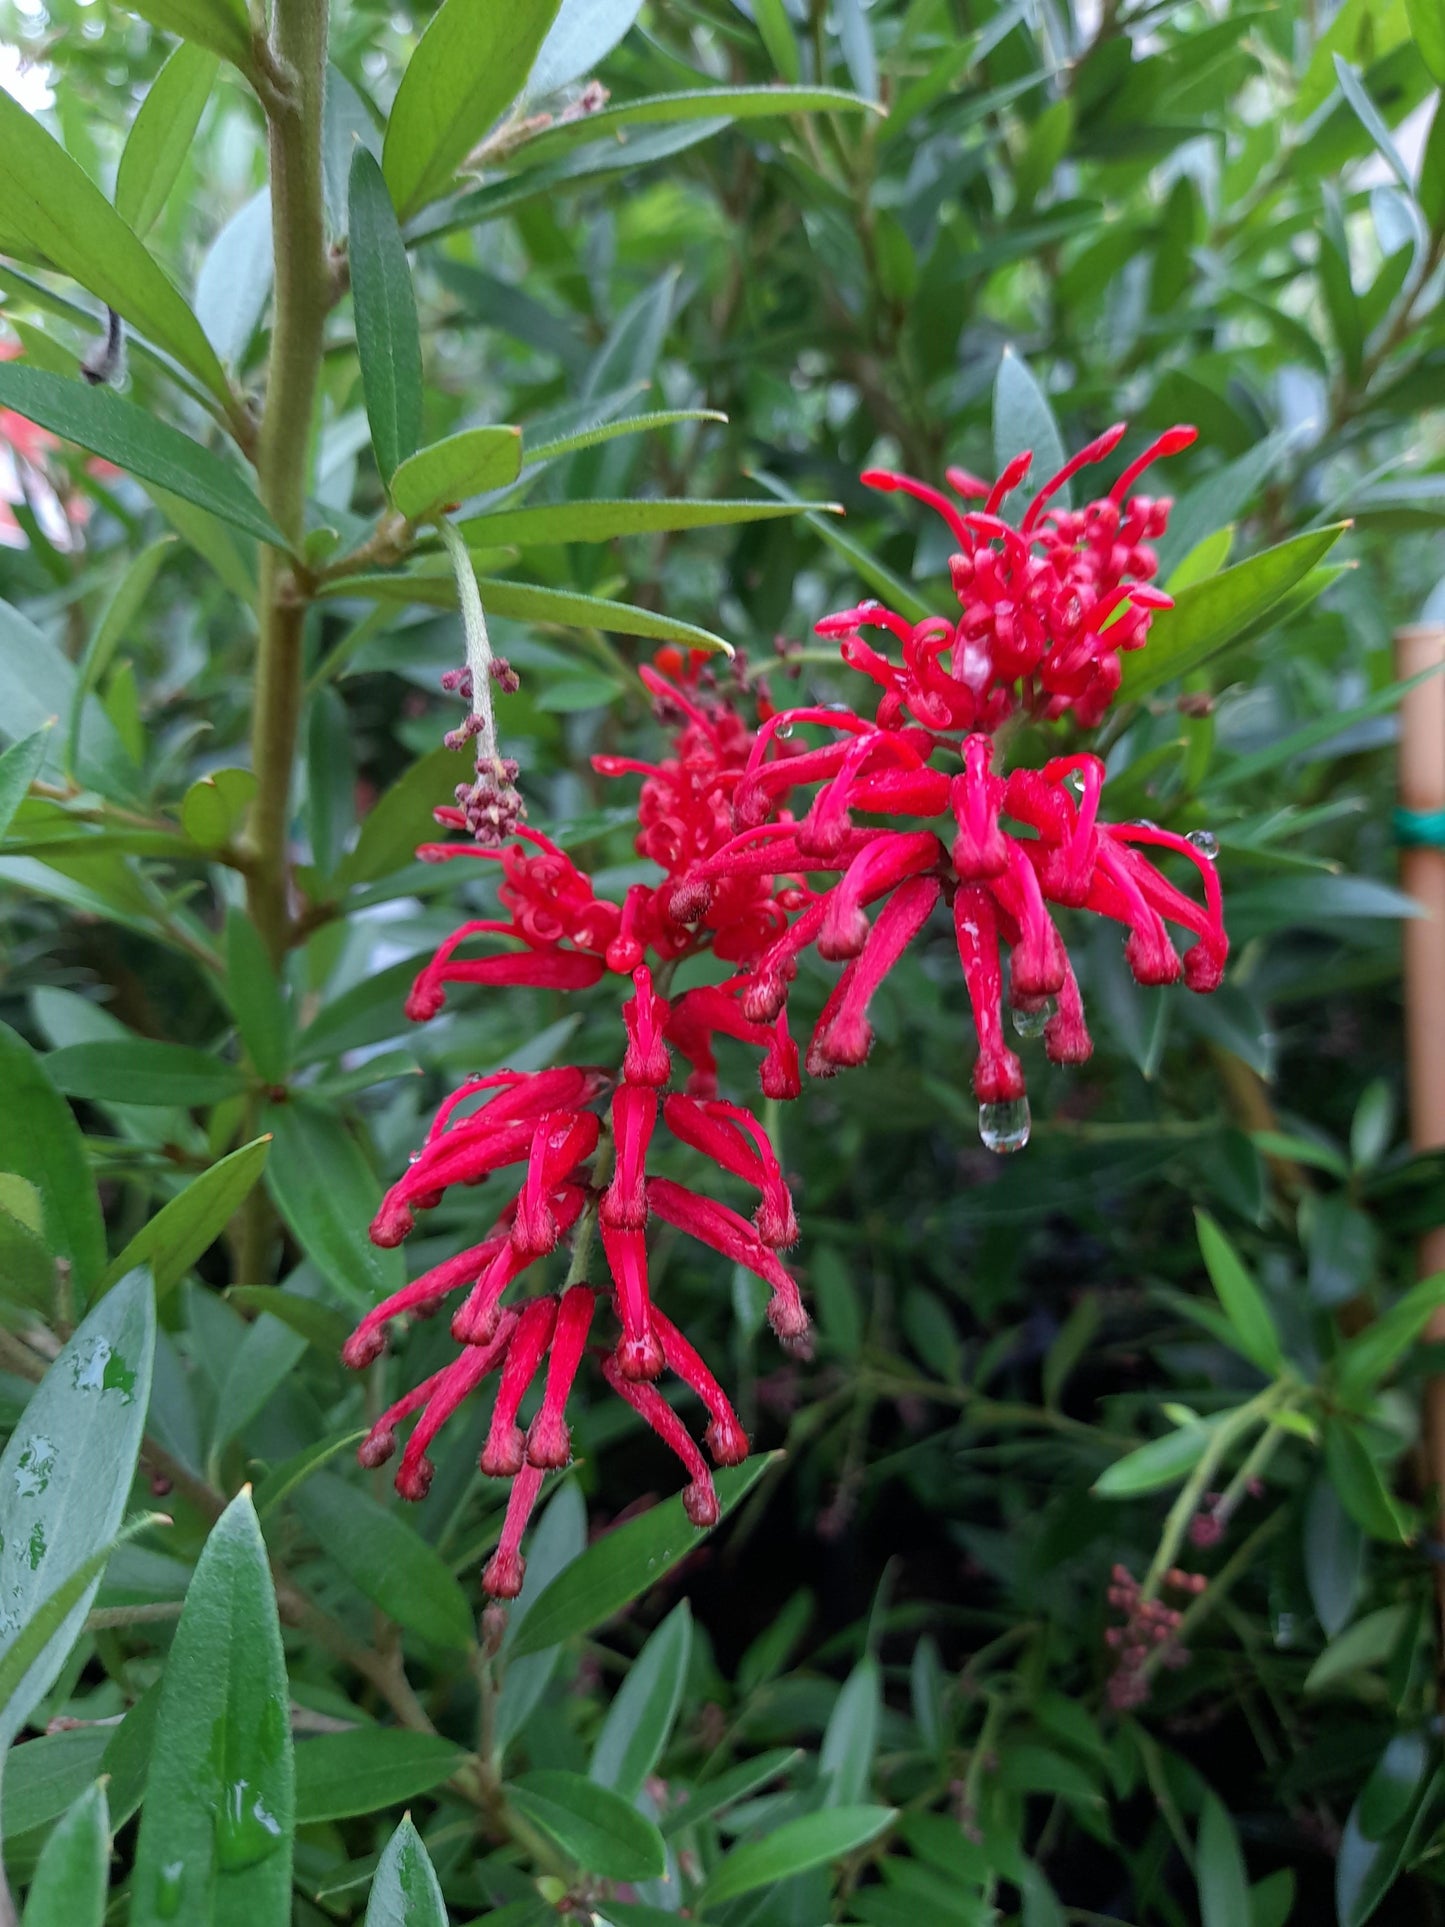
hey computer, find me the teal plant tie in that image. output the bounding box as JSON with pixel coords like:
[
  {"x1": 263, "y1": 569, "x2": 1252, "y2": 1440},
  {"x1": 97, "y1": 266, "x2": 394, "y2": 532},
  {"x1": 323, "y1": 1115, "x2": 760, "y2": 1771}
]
[{"x1": 1394, "y1": 807, "x2": 1445, "y2": 848}]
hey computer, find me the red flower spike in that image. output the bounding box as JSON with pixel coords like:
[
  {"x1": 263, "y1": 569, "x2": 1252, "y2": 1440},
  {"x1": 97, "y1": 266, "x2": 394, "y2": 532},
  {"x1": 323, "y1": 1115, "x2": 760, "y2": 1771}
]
[
  {"x1": 396, "y1": 1316, "x2": 518, "y2": 1499},
  {"x1": 662, "y1": 1094, "x2": 798, "y2": 1248},
  {"x1": 953, "y1": 886, "x2": 1026, "y2": 1104},
  {"x1": 525, "y1": 1285, "x2": 597, "y2": 1468},
  {"x1": 647, "y1": 1177, "x2": 810, "y2": 1349},
  {"x1": 951, "y1": 737, "x2": 1010, "y2": 881},
  {"x1": 1044, "y1": 949, "x2": 1093, "y2": 1065},
  {"x1": 602, "y1": 1085, "x2": 658, "y2": 1230},
  {"x1": 482, "y1": 1463, "x2": 546, "y2": 1599},
  {"x1": 622, "y1": 965, "x2": 672, "y2": 1086},
  {"x1": 809, "y1": 875, "x2": 941, "y2": 1074},
  {"x1": 816, "y1": 830, "x2": 943, "y2": 962},
  {"x1": 600, "y1": 1222, "x2": 665, "y2": 1380},
  {"x1": 342, "y1": 1233, "x2": 510, "y2": 1368},
  {"x1": 601, "y1": 1354, "x2": 720, "y2": 1527},
  {"x1": 511, "y1": 1112, "x2": 602, "y2": 1260},
  {"x1": 480, "y1": 1297, "x2": 559, "y2": 1477},
  {"x1": 452, "y1": 1185, "x2": 587, "y2": 1343},
  {"x1": 651, "y1": 1306, "x2": 750, "y2": 1464},
  {"x1": 406, "y1": 943, "x2": 605, "y2": 1022}
]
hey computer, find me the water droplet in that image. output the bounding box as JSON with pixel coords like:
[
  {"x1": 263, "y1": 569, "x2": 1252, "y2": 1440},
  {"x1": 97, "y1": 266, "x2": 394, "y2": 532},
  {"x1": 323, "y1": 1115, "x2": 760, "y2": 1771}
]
[
  {"x1": 1010, "y1": 999, "x2": 1055, "y2": 1039},
  {"x1": 775, "y1": 721, "x2": 795, "y2": 740},
  {"x1": 979, "y1": 1096, "x2": 1031, "y2": 1154},
  {"x1": 214, "y1": 1780, "x2": 284, "y2": 1873},
  {"x1": 1063, "y1": 770, "x2": 1085, "y2": 796},
  {"x1": 155, "y1": 1863, "x2": 185, "y2": 1919},
  {"x1": 14, "y1": 1435, "x2": 55, "y2": 1500},
  {"x1": 1133, "y1": 818, "x2": 1159, "y2": 831},
  {"x1": 1186, "y1": 828, "x2": 1219, "y2": 860},
  {"x1": 406, "y1": 1150, "x2": 422, "y2": 1165}
]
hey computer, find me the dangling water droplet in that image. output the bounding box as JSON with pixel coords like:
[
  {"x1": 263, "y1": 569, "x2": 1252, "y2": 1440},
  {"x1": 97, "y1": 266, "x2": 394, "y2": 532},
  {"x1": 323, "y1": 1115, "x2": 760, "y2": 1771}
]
[
  {"x1": 406, "y1": 1150, "x2": 422, "y2": 1165},
  {"x1": 1010, "y1": 998, "x2": 1056, "y2": 1039},
  {"x1": 155, "y1": 1863, "x2": 185, "y2": 1919},
  {"x1": 775, "y1": 720, "x2": 795, "y2": 739},
  {"x1": 1186, "y1": 828, "x2": 1219, "y2": 860},
  {"x1": 978, "y1": 1096, "x2": 1031, "y2": 1154},
  {"x1": 214, "y1": 1780, "x2": 284, "y2": 1872}
]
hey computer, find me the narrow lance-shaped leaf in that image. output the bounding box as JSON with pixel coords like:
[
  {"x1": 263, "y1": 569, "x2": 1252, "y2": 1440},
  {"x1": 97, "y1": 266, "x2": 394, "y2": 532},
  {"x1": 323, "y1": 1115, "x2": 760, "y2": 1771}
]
[
  {"x1": 391, "y1": 425, "x2": 522, "y2": 520},
  {"x1": 588, "y1": 1601, "x2": 692, "y2": 1800},
  {"x1": 19, "y1": 1780, "x2": 110, "y2": 1927},
  {"x1": 993, "y1": 349, "x2": 1069, "y2": 514},
  {"x1": 0, "y1": 87, "x2": 233, "y2": 404},
  {"x1": 115, "y1": 44, "x2": 220, "y2": 237},
  {"x1": 102, "y1": 1137, "x2": 272, "y2": 1300},
  {"x1": 0, "y1": 725, "x2": 51, "y2": 843},
  {"x1": 115, "y1": 0, "x2": 255, "y2": 74},
  {"x1": 699, "y1": 1806, "x2": 897, "y2": 1907},
  {"x1": 383, "y1": 0, "x2": 564, "y2": 219},
  {"x1": 506, "y1": 1770, "x2": 667, "y2": 1881},
  {"x1": 513, "y1": 83, "x2": 883, "y2": 166},
  {"x1": 348, "y1": 148, "x2": 423, "y2": 483},
  {"x1": 130, "y1": 1491, "x2": 295, "y2": 1927},
  {"x1": 1194, "y1": 1210, "x2": 1285, "y2": 1374},
  {"x1": 457, "y1": 495, "x2": 831, "y2": 547},
  {"x1": 0, "y1": 367, "x2": 285, "y2": 547}
]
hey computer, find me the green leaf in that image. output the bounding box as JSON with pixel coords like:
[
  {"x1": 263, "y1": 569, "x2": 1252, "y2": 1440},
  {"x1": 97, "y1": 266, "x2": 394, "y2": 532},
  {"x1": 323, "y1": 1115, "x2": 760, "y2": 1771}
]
[
  {"x1": 392, "y1": 426, "x2": 524, "y2": 520},
  {"x1": 754, "y1": 0, "x2": 802, "y2": 80},
  {"x1": 181, "y1": 766, "x2": 257, "y2": 850},
  {"x1": 117, "y1": 0, "x2": 255, "y2": 73},
  {"x1": 1304, "y1": 1604, "x2": 1411, "y2": 1694},
  {"x1": 0, "y1": 1518, "x2": 159, "y2": 1748},
  {"x1": 699, "y1": 1805, "x2": 896, "y2": 1906},
  {"x1": 129, "y1": 1491, "x2": 294, "y2": 1927},
  {"x1": 993, "y1": 349, "x2": 1068, "y2": 513},
  {"x1": 0, "y1": 598, "x2": 131, "y2": 799},
  {"x1": 506, "y1": 1770, "x2": 666, "y2": 1881},
  {"x1": 511, "y1": 1456, "x2": 774, "y2": 1656},
  {"x1": 1304, "y1": 1476, "x2": 1365, "y2": 1639},
  {"x1": 1337, "y1": 1273, "x2": 1445, "y2": 1398},
  {"x1": 819, "y1": 1654, "x2": 881, "y2": 1806},
  {"x1": 1408, "y1": 0, "x2": 1445, "y2": 87},
  {"x1": 364, "y1": 1816, "x2": 449, "y2": 1927},
  {"x1": 588, "y1": 1600, "x2": 692, "y2": 1800},
  {"x1": 102, "y1": 1136, "x2": 272, "y2": 1299},
  {"x1": 19, "y1": 1780, "x2": 109, "y2": 1927},
  {"x1": 526, "y1": 0, "x2": 643, "y2": 98},
  {"x1": 661, "y1": 1749, "x2": 802, "y2": 1837},
  {"x1": 67, "y1": 537, "x2": 176, "y2": 776},
  {"x1": 261, "y1": 1102, "x2": 403, "y2": 1305},
  {"x1": 0, "y1": 89, "x2": 232, "y2": 403},
  {"x1": 1197, "y1": 1793, "x2": 1250, "y2": 1927},
  {"x1": 296, "y1": 1730, "x2": 467, "y2": 1824},
  {"x1": 0, "y1": 1021, "x2": 106, "y2": 1296},
  {"x1": 0, "y1": 726, "x2": 52, "y2": 842},
  {"x1": 1094, "y1": 1421, "x2": 1216, "y2": 1497},
  {"x1": 251, "y1": 1429, "x2": 366, "y2": 1518},
  {"x1": 1120, "y1": 525, "x2": 1347, "y2": 699},
  {"x1": 290, "y1": 1472, "x2": 475, "y2": 1649},
  {"x1": 0, "y1": 1284, "x2": 160, "y2": 1728},
  {"x1": 515, "y1": 84, "x2": 882, "y2": 166},
  {"x1": 1, "y1": 1728, "x2": 111, "y2": 1844},
  {"x1": 45, "y1": 1038, "x2": 247, "y2": 1109},
  {"x1": 348, "y1": 148, "x2": 424, "y2": 483},
  {"x1": 1333, "y1": 55, "x2": 1414, "y2": 192},
  {"x1": 1193, "y1": 1211, "x2": 1285, "y2": 1374},
  {"x1": 115, "y1": 44, "x2": 220, "y2": 237},
  {"x1": 525, "y1": 406, "x2": 725, "y2": 464},
  {"x1": 0, "y1": 368, "x2": 284, "y2": 546},
  {"x1": 194, "y1": 189, "x2": 272, "y2": 370},
  {"x1": 383, "y1": 0, "x2": 564, "y2": 218},
  {"x1": 335, "y1": 745, "x2": 457, "y2": 887},
  {"x1": 227, "y1": 1287, "x2": 350, "y2": 1358},
  {"x1": 320, "y1": 567, "x2": 733, "y2": 652},
  {"x1": 750, "y1": 467, "x2": 933, "y2": 622},
  {"x1": 224, "y1": 909, "x2": 292, "y2": 1083},
  {"x1": 1337, "y1": 1755, "x2": 1437, "y2": 1927},
  {"x1": 459, "y1": 494, "x2": 823, "y2": 547},
  {"x1": 1323, "y1": 1421, "x2": 1410, "y2": 1543}
]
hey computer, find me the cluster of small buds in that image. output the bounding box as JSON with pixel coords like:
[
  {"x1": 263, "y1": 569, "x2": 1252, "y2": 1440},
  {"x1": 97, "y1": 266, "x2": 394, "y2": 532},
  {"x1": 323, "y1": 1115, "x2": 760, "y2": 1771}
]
[
  {"x1": 454, "y1": 754, "x2": 526, "y2": 845},
  {"x1": 1104, "y1": 1563, "x2": 1206, "y2": 1709}
]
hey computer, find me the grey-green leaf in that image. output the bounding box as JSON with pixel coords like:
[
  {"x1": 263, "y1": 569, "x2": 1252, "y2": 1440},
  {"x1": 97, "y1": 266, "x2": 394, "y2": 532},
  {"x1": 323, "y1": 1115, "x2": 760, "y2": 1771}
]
[
  {"x1": 129, "y1": 1491, "x2": 295, "y2": 1927},
  {"x1": 261, "y1": 1102, "x2": 403, "y2": 1304},
  {"x1": 506, "y1": 1770, "x2": 666, "y2": 1881},
  {"x1": 1194, "y1": 1210, "x2": 1285, "y2": 1374},
  {"x1": 699, "y1": 1805, "x2": 897, "y2": 1906},
  {"x1": 0, "y1": 1268, "x2": 156, "y2": 1749},
  {"x1": 349, "y1": 148, "x2": 423, "y2": 482},
  {"x1": 290, "y1": 1472, "x2": 475, "y2": 1650},
  {"x1": 101, "y1": 1136, "x2": 271, "y2": 1299},
  {"x1": 993, "y1": 349, "x2": 1068, "y2": 514},
  {"x1": 364, "y1": 1816, "x2": 449, "y2": 1927},
  {"x1": 0, "y1": 726, "x2": 51, "y2": 843},
  {"x1": 391, "y1": 425, "x2": 522, "y2": 519},
  {"x1": 0, "y1": 1021, "x2": 106, "y2": 1292}
]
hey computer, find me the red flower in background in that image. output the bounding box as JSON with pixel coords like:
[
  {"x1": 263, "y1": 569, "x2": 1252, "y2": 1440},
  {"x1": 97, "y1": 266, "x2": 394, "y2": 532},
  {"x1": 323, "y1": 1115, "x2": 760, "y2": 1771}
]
[{"x1": 344, "y1": 423, "x2": 1228, "y2": 1595}]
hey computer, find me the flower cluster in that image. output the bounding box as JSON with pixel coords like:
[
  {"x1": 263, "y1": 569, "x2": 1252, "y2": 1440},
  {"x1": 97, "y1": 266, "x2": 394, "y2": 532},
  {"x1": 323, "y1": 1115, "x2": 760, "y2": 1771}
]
[
  {"x1": 1104, "y1": 1563, "x2": 1206, "y2": 1709},
  {"x1": 344, "y1": 424, "x2": 1229, "y2": 1594}
]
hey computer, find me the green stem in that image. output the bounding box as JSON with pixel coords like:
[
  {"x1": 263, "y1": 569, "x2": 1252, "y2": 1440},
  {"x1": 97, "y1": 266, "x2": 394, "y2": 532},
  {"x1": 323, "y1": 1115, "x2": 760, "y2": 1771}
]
[{"x1": 243, "y1": 0, "x2": 330, "y2": 967}]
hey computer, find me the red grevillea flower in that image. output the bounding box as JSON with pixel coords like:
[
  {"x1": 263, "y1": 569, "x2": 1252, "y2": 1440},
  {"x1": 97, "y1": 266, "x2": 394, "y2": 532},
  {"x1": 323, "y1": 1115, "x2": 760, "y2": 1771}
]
[{"x1": 343, "y1": 966, "x2": 804, "y2": 1597}]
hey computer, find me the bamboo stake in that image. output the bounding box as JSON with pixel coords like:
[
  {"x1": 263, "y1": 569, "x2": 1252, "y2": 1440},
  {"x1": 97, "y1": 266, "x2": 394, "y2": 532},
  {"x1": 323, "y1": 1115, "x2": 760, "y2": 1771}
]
[{"x1": 1396, "y1": 623, "x2": 1445, "y2": 1680}]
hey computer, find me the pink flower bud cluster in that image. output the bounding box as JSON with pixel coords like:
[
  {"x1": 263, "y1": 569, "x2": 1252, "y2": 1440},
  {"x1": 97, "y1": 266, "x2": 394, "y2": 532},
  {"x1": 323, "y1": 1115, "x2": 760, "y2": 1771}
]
[{"x1": 1104, "y1": 1563, "x2": 1206, "y2": 1709}]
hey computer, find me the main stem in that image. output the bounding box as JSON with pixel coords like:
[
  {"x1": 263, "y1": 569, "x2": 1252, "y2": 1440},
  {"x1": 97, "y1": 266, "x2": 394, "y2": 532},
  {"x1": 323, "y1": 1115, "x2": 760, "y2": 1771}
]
[
  {"x1": 237, "y1": 0, "x2": 330, "y2": 1290},
  {"x1": 245, "y1": 0, "x2": 330, "y2": 965}
]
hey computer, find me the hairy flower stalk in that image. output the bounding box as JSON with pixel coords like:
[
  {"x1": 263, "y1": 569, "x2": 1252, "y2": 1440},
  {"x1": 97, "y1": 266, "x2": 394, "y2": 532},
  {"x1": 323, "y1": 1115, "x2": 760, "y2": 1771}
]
[{"x1": 347, "y1": 425, "x2": 1228, "y2": 1593}]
